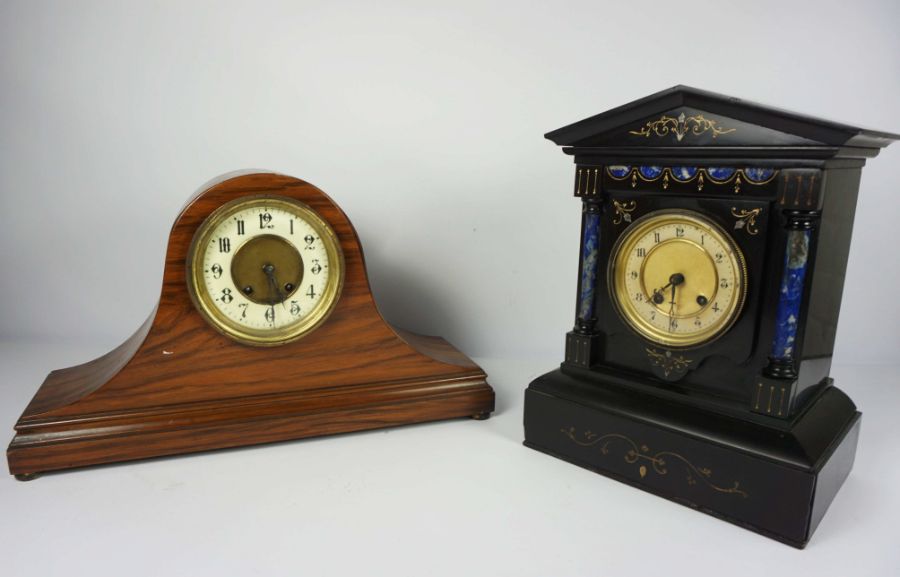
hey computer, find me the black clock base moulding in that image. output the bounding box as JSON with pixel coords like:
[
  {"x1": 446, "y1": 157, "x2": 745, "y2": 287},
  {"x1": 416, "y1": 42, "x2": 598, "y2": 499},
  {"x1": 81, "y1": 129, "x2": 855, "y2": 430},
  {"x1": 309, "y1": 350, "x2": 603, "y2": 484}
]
[
  {"x1": 524, "y1": 368, "x2": 860, "y2": 548},
  {"x1": 525, "y1": 86, "x2": 897, "y2": 548}
]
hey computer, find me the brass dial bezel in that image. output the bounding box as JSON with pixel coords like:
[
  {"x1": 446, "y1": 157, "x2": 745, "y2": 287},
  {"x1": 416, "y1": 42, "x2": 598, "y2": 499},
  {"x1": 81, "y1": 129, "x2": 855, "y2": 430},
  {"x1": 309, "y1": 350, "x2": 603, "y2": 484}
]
[
  {"x1": 186, "y1": 195, "x2": 344, "y2": 347},
  {"x1": 608, "y1": 209, "x2": 747, "y2": 348}
]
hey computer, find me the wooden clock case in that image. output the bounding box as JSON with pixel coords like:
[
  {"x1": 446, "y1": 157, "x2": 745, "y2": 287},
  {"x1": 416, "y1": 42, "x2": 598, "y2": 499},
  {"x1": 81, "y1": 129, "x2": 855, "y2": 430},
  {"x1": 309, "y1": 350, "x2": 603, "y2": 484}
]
[
  {"x1": 523, "y1": 87, "x2": 898, "y2": 547},
  {"x1": 7, "y1": 172, "x2": 494, "y2": 478}
]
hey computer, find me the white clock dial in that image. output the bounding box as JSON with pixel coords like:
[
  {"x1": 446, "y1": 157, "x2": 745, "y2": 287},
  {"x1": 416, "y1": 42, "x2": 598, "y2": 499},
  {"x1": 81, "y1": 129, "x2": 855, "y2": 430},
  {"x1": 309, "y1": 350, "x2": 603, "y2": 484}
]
[{"x1": 187, "y1": 196, "x2": 343, "y2": 346}]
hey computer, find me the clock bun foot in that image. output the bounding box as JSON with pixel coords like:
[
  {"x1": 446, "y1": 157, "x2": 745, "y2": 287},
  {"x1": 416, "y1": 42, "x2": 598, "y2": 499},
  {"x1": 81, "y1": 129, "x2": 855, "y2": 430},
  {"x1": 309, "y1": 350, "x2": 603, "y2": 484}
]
[
  {"x1": 470, "y1": 412, "x2": 491, "y2": 421},
  {"x1": 14, "y1": 472, "x2": 41, "y2": 482}
]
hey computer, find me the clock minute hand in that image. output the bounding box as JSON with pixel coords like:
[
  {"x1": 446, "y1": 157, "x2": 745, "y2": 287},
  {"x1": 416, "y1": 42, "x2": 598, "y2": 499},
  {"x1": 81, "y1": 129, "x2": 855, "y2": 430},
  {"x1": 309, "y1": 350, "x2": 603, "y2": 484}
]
[
  {"x1": 667, "y1": 283, "x2": 677, "y2": 331},
  {"x1": 667, "y1": 273, "x2": 684, "y2": 332},
  {"x1": 262, "y1": 264, "x2": 286, "y2": 307}
]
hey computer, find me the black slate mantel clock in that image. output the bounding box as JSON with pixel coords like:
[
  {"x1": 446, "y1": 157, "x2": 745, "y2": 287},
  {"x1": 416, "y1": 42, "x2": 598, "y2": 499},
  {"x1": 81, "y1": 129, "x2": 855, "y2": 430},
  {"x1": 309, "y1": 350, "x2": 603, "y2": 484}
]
[{"x1": 523, "y1": 86, "x2": 898, "y2": 548}]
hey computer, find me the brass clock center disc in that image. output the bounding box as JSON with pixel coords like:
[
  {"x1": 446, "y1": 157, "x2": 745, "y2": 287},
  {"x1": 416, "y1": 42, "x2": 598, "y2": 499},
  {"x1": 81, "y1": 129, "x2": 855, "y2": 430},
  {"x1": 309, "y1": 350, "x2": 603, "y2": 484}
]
[
  {"x1": 230, "y1": 235, "x2": 304, "y2": 305},
  {"x1": 642, "y1": 239, "x2": 717, "y2": 317}
]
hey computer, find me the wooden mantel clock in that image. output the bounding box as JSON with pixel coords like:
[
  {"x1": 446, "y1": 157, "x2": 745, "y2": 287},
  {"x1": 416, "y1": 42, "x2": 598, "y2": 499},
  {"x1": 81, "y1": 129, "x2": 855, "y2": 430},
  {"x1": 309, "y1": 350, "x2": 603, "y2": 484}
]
[
  {"x1": 524, "y1": 86, "x2": 897, "y2": 547},
  {"x1": 7, "y1": 172, "x2": 494, "y2": 478}
]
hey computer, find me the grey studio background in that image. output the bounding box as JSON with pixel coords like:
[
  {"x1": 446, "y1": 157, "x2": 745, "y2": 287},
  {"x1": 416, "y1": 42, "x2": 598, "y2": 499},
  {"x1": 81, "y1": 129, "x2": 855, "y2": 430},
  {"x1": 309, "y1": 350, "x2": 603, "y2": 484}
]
[{"x1": 1, "y1": 1, "x2": 899, "y2": 576}]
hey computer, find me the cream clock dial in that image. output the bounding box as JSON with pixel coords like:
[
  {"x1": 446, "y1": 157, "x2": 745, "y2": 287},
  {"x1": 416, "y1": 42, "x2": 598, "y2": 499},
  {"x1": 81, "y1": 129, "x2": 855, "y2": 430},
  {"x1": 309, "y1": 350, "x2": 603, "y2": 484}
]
[
  {"x1": 609, "y1": 209, "x2": 747, "y2": 348},
  {"x1": 187, "y1": 196, "x2": 343, "y2": 346}
]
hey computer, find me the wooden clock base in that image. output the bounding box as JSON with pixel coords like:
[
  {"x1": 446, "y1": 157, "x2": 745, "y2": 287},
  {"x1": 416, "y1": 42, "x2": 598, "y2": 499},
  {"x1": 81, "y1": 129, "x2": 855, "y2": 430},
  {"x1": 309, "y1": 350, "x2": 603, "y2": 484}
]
[
  {"x1": 7, "y1": 173, "x2": 494, "y2": 478},
  {"x1": 524, "y1": 368, "x2": 860, "y2": 548}
]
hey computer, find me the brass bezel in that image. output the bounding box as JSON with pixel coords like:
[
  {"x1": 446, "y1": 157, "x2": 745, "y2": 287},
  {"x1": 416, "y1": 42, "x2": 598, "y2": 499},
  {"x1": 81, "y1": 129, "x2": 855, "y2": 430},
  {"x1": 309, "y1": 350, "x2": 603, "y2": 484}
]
[
  {"x1": 186, "y1": 195, "x2": 344, "y2": 347},
  {"x1": 608, "y1": 209, "x2": 747, "y2": 349}
]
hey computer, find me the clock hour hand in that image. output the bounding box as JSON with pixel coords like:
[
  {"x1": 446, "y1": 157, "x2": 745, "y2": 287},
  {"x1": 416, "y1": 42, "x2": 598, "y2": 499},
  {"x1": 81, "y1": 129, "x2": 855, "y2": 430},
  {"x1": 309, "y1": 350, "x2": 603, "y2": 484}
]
[
  {"x1": 650, "y1": 282, "x2": 670, "y2": 305},
  {"x1": 651, "y1": 273, "x2": 685, "y2": 306}
]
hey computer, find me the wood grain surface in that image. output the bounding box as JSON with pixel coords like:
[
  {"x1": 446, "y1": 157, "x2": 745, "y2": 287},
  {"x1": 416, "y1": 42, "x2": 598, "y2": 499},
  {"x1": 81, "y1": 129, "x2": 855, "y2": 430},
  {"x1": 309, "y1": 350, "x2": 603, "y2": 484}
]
[{"x1": 7, "y1": 173, "x2": 494, "y2": 476}]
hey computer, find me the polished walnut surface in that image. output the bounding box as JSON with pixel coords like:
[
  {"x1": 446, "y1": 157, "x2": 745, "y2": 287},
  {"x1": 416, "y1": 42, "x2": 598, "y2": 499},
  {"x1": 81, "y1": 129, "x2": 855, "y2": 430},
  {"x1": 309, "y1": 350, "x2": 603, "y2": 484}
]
[{"x1": 7, "y1": 173, "x2": 493, "y2": 476}]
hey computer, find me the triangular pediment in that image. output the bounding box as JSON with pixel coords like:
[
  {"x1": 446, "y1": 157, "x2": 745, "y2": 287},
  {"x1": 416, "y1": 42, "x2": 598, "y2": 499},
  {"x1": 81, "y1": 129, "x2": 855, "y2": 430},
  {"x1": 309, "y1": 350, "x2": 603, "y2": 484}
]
[{"x1": 545, "y1": 86, "x2": 898, "y2": 152}]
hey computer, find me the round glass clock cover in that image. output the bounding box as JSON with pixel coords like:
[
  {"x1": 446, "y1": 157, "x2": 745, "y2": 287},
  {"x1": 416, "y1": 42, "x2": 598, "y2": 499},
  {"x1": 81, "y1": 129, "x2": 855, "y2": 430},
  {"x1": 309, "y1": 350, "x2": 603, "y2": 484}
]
[
  {"x1": 187, "y1": 196, "x2": 344, "y2": 345},
  {"x1": 609, "y1": 209, "x2": 747, "y2": 348}
]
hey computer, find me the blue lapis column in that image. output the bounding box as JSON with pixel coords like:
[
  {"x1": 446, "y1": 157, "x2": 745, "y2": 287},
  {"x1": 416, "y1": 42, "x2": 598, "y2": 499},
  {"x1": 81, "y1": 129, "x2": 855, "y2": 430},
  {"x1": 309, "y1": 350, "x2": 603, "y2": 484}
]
[
  {"x1": 765, "y1": 212, "x2": 817, "y2": 379},
  {"x1": 566, "y1": 197, "x2": 603, "y2": 367},
  {"x1": 575, "y1": 201, "x2": 602, "y2": 334}
]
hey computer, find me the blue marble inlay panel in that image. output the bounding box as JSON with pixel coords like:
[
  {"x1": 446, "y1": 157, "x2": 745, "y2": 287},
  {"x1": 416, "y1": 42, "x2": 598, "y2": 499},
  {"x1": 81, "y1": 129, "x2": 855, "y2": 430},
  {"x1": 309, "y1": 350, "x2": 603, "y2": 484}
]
[
  {"x1": 578, "y1": 211, "x2": 601, "y2": 322},
  {"x1": 670, "y1": 166, "x2": 698, "y2": 181},
  {"x1": 607, "y1": 165, "x2": 631, "y2": 179},
  {"x1": 744, "y1": 167, "x2": 776, "y2": 183},
  {"x1": 638, "y1": 165, "x2": 663, "y2": 179},
  {"x1": 605, "y1": 166, "x2": 778, "y2": 188},
  {"x1": 706, "y1": 167, "x2": 736, "y2": 182},
  {"x1": 770, "y1": 229, "x2": 811, "y2": 361}
]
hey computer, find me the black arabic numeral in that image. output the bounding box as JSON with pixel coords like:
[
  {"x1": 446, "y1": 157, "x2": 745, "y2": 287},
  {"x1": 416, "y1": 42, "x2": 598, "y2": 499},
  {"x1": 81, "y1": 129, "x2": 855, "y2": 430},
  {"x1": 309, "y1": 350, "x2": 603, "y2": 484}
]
[
  {"x1": 676, "y1": 227, "x2": 685, "y2": 238},
  {"x1": 259, "y1": 212, "x2": 273, "y2": 229},
  {"x1": 218, "y1": 238, "x2": 231, "y2": 253},
  {"x1": 306, "y1": 285, "x2": 317, "y2": 299},
  {"x1": 221, "y1": 288, "x2": 233, "y2": 304},
  {"x1": 265, "y1": 306, "x2": 275, "y2": 323},
  {"x1": 304, "y1": 234, "x2": 316, "y2": 250},
  {"x1": 238, "y1": 303, "x2": 248, "y2": 318},
  {"x1": 290, "y1": 301, "x2": 301, "y2": 316},
  {"x1": 712, "y1": 302, "x2": 721, "y2": 313},
  {"x1": 237, "y1": 220, "x2": 245, "y2": 235},
  {"x1": 636, "y1": 247, "x2": 646, "y2": 258},
  {"x1": 211, "y1": 263, "x2": 223, "y2": 279},
  {"x1": 720, "y1": 279, "x2": 730, "y2": 289},
  {"x1": 311, "y1": 259, "x2": 323, "y2": 275}
]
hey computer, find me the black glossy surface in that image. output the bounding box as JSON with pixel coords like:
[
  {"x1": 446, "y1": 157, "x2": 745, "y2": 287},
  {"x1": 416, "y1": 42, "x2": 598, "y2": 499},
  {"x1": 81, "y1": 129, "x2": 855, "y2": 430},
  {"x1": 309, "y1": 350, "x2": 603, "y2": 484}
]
[
  {"x1": 524, "y1": 368, "x2": 861, "y2": 548},
  {"x1": 531, "y1": 369, "x2": 857, "y2": 469},
  {"x1": 546, "y1": 85, "x2": 900, "y2": 151},
  {"x1": 527, "y1": 87, "x2": 896, "y2": 546}
]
